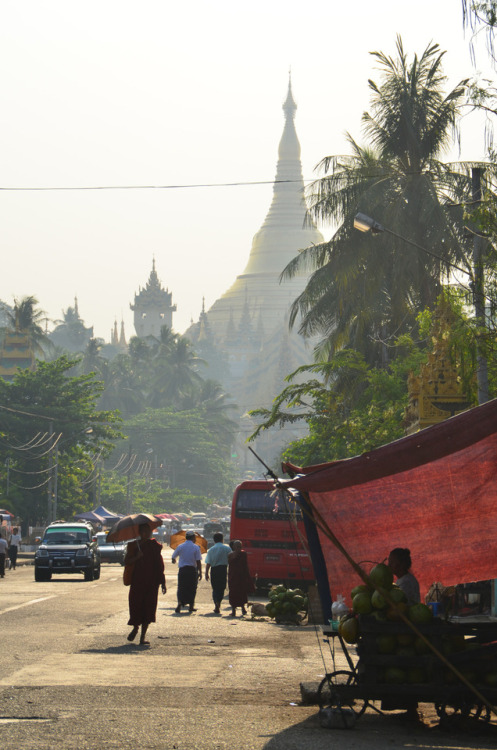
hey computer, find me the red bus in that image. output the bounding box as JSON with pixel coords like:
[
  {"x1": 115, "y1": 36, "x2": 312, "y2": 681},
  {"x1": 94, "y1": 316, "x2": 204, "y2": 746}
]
[{"x1": 230, "y1": 480, "x2": 315, "y2": 590}]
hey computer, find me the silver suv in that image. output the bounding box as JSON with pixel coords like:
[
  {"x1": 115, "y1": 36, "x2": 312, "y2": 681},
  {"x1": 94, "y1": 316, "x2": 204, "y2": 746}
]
[{"x1": 34, "y1": 521, "x2": 101, "y2": 582}]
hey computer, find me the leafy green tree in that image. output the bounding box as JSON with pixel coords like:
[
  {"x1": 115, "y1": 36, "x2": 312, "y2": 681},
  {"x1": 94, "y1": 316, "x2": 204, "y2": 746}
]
[
  {"x1": 283, "y1": 39, "x2": 486, "y2": 365},
  {"x1": 250, "y1": 348, "x2": 422, "y2": 466},
  {"x1": 0, "y1": 356, "x2": 121, "y2": 525},
  {"x1": 98, "y1": 470, "x2": 213, "y2": 515},
  {"x1": 250, "y1": 295, "x2": 484, "y2": 465},
  {"x1": 115, "y1": 407, "x2": 236, "y2": 498}
]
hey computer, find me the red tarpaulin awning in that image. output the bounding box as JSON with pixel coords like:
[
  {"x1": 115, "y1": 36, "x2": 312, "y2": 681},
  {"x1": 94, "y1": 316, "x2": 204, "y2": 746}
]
[{"x1": 280, "y1": 398, "x2": 497, "y2": 604}]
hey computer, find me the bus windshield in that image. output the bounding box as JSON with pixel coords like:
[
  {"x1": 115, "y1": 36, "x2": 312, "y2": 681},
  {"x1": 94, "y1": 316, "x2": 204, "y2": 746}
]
[{"x1": 234, "y1": 489, "x2": 302, "y2": 520}]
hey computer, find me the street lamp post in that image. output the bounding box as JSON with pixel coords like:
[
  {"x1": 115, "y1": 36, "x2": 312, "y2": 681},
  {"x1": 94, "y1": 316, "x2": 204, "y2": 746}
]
[{"x1": 471, "y1": 168, "x2": 490, "y2": 404}]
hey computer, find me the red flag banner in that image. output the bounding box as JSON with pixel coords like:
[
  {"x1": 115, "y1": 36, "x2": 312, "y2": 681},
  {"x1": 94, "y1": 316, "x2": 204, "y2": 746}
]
[{"x1": 280, "y1": 399, "x2": 497, "y2": 604}]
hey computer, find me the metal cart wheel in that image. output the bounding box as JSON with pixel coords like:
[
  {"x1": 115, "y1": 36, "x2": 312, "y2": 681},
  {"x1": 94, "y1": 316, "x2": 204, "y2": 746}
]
[{"x1": 317, "y1": 670, "x2": 368, "y2": 717}]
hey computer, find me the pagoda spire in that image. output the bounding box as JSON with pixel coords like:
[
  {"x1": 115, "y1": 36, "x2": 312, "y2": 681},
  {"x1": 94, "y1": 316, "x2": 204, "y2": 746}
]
[
  {"x1": 119, "y1": 319, "x2": 127, "y2": 347},
  {"x1": 239, "y1": 76, "x2": 316, "y2": 277},
  {"x1": 188, "y1": 77, "x2": 322, "y2": 342}
]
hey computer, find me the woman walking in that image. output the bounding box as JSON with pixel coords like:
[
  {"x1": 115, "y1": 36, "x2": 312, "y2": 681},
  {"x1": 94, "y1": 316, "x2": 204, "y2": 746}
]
[{"x1": 125, "y1": 524, "x2": 166, "y2": 645}]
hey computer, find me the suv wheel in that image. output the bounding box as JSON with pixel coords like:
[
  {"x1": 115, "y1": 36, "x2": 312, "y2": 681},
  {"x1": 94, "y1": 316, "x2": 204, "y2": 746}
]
[
  {"x1": 84, "y1": 566, "x2": 94, "y2": 582},
  {"x1": 93, "y1": 564, "x2": 101, "y2": 581},
  {"x1": 35, "y1": 569, "x2": 52, "y2": 582}
]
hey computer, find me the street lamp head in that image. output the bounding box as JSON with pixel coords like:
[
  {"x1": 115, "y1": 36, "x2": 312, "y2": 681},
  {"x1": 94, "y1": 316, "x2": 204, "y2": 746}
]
[{"x1": 354, "y1": 212, "x2": 385, "y2": 234}]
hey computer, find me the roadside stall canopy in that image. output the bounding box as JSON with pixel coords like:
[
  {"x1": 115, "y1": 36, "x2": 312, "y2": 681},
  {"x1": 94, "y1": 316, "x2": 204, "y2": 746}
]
[
  {"x1": 75, "y1": 510, "x2": 106, "y2": 524},
  {"x1": 93, "y1": 505, "x2": 123, "y2": 523},
  {"x1": 280, "y1": 398, "x2": 497, "y2": 605},
  {"x1": 75, "y1": 506, "x2": 122, "y2": 525}
]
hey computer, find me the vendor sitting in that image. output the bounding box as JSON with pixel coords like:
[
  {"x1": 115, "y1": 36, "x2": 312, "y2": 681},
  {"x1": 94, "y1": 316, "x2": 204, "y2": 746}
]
[{"x1": 388, "y1": 547, "x2": 420, "y2": 605}]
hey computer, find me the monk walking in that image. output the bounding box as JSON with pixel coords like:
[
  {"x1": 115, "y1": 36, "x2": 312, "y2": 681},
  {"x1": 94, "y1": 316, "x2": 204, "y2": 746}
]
[
  {"x1": 228, "y1": 540, "x2": 254, "y2": 616},
  {"x1": 125, "y1": 523, "x2": 166, "y2": 645}
]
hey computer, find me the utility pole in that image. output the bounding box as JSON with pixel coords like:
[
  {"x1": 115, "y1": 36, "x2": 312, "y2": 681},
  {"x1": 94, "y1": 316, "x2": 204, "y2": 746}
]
[
  {"x1": 53, "y1": 444, "x2": 58, "y2": 522},
  {"x1": 472, "y1": 167, "x2": 490, "y2": 404},
  {"x1": 47, "y1": 421, "x2": 54, "y2": 524},
  {"x1": 97, "y1": 460, "x2": 101, "y2": 505},
  {"x1": 126, "y1": 444, "x2": 133, "y2": 515}
]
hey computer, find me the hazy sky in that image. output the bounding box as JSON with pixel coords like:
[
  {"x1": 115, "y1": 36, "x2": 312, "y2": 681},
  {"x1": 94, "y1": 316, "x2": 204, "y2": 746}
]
[{"x1": 0, "y1": 1, "x2": 493, "y2": 340}]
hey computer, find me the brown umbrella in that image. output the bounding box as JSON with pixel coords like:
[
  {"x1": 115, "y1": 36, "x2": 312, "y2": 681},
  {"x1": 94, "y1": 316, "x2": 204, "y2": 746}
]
[
  {"x1": 106, "y1": 513, "x2": 162, "y2": 543},
  {"x1": 169, "y1": 530, "x2": 208, "y2": 554}
]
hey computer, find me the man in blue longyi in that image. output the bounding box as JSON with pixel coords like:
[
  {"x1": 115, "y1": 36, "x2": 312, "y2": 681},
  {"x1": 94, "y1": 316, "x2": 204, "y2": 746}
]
[
  {"x1": 204, "y1": 532, "x2": 232, "y2": 614},
  {"x1": 171, "y1": 530, "x2": 202, "y2": 613}
]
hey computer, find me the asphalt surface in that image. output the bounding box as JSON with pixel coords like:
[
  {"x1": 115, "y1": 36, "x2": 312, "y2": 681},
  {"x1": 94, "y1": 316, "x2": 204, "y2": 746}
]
[{"x1": 1, "y1": 551, "x2": 497, "y2": 749}]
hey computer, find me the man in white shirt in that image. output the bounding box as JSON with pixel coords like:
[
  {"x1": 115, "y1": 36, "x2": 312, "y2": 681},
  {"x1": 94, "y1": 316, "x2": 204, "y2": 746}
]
[
  {"x1": 9, "y1": 527, "x2": 21, "y2": 570},
  {"x1": 205, "y1": 532, "x2": 232, "y2": 614},
  {"x1": 171, "y1": 530, "x2": 202, "y2": 613},
  {"x1": 0, "y1": 535, "x2": 8, "y2": 577}
]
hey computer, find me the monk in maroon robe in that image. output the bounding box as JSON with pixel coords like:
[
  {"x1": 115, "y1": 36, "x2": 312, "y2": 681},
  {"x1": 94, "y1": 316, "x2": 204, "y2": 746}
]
[
  {"x1": 228, "y1": 540, "x2": 254, "y2": 616},
  {"x1": 125, "y1": 524, "x2": 166, "y2": 645}
]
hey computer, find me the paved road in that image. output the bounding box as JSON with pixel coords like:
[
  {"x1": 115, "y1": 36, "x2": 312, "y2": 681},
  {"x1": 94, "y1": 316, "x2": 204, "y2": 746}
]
[{"x1": 1, "y1": 552, "x2": 496, "y2": 750}]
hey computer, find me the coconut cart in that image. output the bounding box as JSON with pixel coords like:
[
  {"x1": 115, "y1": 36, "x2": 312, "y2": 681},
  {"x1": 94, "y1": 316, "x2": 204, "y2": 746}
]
[{"x1": 319, "y1": 616, "x2": 497, "y2": 726}]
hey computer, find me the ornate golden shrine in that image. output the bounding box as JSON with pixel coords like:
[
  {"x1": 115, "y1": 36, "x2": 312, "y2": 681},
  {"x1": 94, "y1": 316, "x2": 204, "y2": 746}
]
[
  {"x1": 404, "y1": 305, "x2": 471, "y2": 435},
  {"x1": 0, "y1": 331, "x2": 35, "y2": 382}
]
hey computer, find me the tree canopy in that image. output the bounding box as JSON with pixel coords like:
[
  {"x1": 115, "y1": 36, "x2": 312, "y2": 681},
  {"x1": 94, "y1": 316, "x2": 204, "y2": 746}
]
[
  {"x1": 282, "y1": 39, "x2": 492, "y2": 366},
  {"x1": 0, "y1": 356, "x2": 121, "y2": 526}
]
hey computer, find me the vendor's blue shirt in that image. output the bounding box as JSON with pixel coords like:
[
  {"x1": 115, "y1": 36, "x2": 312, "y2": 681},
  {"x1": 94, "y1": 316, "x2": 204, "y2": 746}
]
[{"x1": 205, "y1": 542, "x2": 231, "y2": 567}]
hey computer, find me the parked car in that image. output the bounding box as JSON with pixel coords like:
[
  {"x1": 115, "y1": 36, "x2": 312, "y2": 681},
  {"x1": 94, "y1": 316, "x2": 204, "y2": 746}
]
[
  {"x1": 34, "y1": 521, "x2": 101, "y2": 582},
  {"x1": 95, "y1": 532, "x2": 126, "y2": 565}
]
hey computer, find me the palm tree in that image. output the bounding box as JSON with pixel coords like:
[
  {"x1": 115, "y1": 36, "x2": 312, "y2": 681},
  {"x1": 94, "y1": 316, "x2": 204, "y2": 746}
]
[
  {"x1": 182, "y1": 379, "x2": 238, "y2": 449},
  {"x1": 99, "y1": 354, "x2": 144, "y2": 417},
  {"x1": 283, "y1": 38, "x2": 490, "y2": 365},
  {"x1": 148, "y1": 337, "x2": 204, "y2": 407},
  {"x1": 5, "y1": 295, "x2": 52, "y2": 357},
  {"x1": 80, "y1": 338, "x2": 106, "y2": 377}
]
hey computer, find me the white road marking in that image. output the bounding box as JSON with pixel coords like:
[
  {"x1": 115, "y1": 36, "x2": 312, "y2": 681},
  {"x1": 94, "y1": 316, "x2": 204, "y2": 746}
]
[
  {"x1": 88, "y1": 578, "x2": 114, "y2": 587},
  {"x1": 0, "y1": 595, "x2": 58, "y2": 615}
]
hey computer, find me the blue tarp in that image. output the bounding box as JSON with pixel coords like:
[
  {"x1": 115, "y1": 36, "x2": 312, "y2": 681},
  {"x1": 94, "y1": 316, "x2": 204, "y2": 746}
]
[{"x1": 75, "y1": 506, "x2": 122, "y2": 524}]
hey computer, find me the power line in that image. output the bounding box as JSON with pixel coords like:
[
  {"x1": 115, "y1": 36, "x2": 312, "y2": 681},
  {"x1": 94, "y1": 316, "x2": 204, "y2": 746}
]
[
  {"x1": 0, "y1": 404, "x2": 55, "y2": 421},
  {"x1": 0, "y1": 179, "x2": 310, "y2": 192}
]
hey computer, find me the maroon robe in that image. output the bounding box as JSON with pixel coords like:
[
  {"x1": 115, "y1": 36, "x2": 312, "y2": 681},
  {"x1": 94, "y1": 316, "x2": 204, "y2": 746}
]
[
  {"x1": 128, "y1": 539, "x2": 165, "y2": 627},
  {"x1": 228, "y1": 550, "x2": 254, "y2": 607}
]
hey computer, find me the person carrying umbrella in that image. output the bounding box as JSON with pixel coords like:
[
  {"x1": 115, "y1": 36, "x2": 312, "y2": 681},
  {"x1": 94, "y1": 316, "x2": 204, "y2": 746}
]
[
  {"x1": 171, "y1": 530, "x2": 202, "y2": 613},
  {"x1": 123, "y1": 522, "x2": 166, "y2": 645}
]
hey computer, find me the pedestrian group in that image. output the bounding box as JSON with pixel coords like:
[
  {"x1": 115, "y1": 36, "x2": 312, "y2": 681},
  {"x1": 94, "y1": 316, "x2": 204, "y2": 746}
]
[
  {"x1": 124, "y1": 528, "x2": 254, "y2": 645},
  {"x1": 0, "y1": 527, "x2": 21, "y2": 576}
]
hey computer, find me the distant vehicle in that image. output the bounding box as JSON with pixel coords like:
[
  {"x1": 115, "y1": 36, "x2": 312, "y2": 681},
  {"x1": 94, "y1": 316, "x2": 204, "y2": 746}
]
[
  {"x1": 190, "y1": 513, "x2": 207, "y2": 524},
  {"x1": 182, "y1": 524, "x2": 197, "y2": 532},
  {"x1": 203, "y1": 521, "x2": 224, "y2": 547},
  {"x1": 95, "y1": 532, "x2": 126, "y2": 565},
  {"x1": 230, "y1": 480, "x2": 314, "y2": 590},
  {"x1": 34, "y1": 521, "x2": 101, "y2": 582}
]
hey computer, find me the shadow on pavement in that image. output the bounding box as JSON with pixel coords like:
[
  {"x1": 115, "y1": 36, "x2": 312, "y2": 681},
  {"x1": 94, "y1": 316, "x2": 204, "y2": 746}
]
[
  {"x1": 261, "y1": 710, "x2": 497, "y2": 750},
  {"x1": 79, "y1": 645, "x2": 150, "y2": 655}
]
